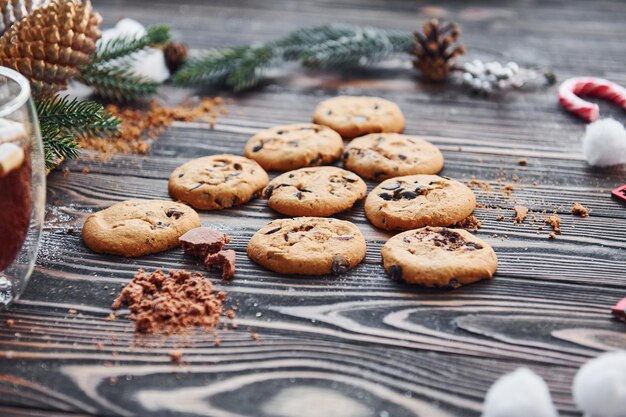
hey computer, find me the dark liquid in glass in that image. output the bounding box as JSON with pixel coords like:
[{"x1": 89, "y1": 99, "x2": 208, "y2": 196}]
[{"x1": 0, "y1": 141, "x2": 32, "y2": 272}]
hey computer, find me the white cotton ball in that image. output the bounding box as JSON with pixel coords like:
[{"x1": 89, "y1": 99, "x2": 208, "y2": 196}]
[
  {"x1": 482, "y1": 368, "x2": 558, "y2": 417},
  {"x1": 99, "y1": 18, "x2": 170, "y2": 83},
  {"x1": 581, "y1": 118, "x2": 626, "y2": 167},
  {"x1": 573, "y1": 351, "x2": 626, "y2": 417}
]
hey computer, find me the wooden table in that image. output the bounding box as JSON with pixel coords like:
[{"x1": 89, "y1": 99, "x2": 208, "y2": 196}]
[{"x1": 1, "y1": 1, "x2": 625, "y2": 416}]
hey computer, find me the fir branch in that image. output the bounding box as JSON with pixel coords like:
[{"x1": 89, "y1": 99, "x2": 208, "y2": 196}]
[
  {"x1": 40, "y1": 124, "x2": 80, "y2": 170},
  {"x1": 174, "y1": 24, "x2": 415, "y2": 91},
  {"x1": 35, "y1": 96, "x2": 120, "y2": 138},
  {"x1": 90, "y1": 25, "x2": 171, "y2": 64},
  {"x1": 80, "y1": 65, "x2": 159, "y2": 102}
]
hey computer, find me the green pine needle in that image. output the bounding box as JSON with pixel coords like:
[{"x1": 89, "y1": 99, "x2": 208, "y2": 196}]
[
  {"x1": 40, "y1": 124, "x2": 80, "y2": 170},
  {"x1": 80, "y1": 65, "x2": 160, "y2": 102},
  {"x1": 175, "y1": 24, "x2": 415, "y2": 91},
  {"x1": 90, "y1": 25, "x2": 171, "y2": 64},
  {"x1": 36, "y1": 96, "x2": 120, "y2": 137}
]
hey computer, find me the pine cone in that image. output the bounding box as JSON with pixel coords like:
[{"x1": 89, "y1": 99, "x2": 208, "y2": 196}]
[
  {"x1": 0, "y1": 0, "x2": 51, "y2": 35},
  {"x1": 0, "y1": 0, "x2": 102, "y2": 97},
  {"x1": 412, "y1": 19, "x2": 465, "y2": 82},
  {"x1": 164, "y1": 41, "x2": 188, "y2": 73}
]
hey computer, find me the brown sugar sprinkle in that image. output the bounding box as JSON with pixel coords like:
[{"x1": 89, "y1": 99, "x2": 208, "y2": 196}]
[
  {"x1": 544, "y1": 214, "x2": 562, "y2": 234},
  {"x1": 571, "y1": 202, "x2": 590, "y2": 217},
  {"x1": 467, "y1": 178, "x2": 492, "y2": 191},
  {"x1": 79, "y1": 97, "x2": 227, "y2": 160},
  {"x1": 453, "y1": 214, "x2": 481, "y2": 231},
  {"x1": 513, "y1": 205, "x2": 529, "y2": 224},
  {"x1": 111, "y1": 269, "x2": 231, "y2": 334}
]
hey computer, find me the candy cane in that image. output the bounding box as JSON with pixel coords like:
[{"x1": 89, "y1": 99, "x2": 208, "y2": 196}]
[{"x1": 558, "y1": 77, "x2": 626, "y2": 122}]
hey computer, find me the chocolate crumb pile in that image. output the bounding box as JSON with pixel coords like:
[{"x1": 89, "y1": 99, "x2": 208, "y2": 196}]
[
  {"x1": 111, "y1": 269, "x2": 228, "y2": 334},
  {"x1": 571, "y1": 202, "x2": 590, "y2": 217}
]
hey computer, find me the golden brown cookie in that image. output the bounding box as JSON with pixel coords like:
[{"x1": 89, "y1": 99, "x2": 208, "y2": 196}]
[
  {"x1": 365, "y1": 175, "x2": 476, "y2": 230},
  {"x1": 168, "y1": 154, "x2": 268, "y2": 210},
  {"x1": 247, "y1": 217, "x2": 366, "y2": 275},
  {"x1": 342, "y1": 133, "x2": 444, "y2": 180},
  {"x1": 312, "y1": 96, "x2": 405, "y2": 139},
  {"x1": 382, "y1": 227, "x2": 498, "y2": 288},
  {"x1": 264, "y1": 167, "x2": 366, "y2": 217},
  {"x1": 82, "y1": 199, "x2": 200, "y2": 257},
  {"x1": 244, "y1": 123, "x2": 343, "y2": 171}
]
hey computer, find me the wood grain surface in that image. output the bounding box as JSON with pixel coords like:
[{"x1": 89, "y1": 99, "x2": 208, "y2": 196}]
[{"x1": 1, "y1": 0, "x2": 626, "y2": 416}]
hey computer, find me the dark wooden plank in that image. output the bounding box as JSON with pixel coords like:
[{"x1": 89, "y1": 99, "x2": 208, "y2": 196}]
[{"x1": 2, "y1": 0, "x2": 626, "y2": 416}]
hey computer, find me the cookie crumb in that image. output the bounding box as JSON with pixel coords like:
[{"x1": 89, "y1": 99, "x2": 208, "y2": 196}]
[
  {"x1": 518, "y1": 158, "x2": 527, "y2": 166},
  {"x1": 503, "y1": 184, "x2": 514, "y2": 195},
  {"x1": 453, "y1": 215, "x2": 482, "y2": 231},
  {"x1": 496, "y1": 215, "x2": 504, "y2": 221},
  {"x1": 513, "y1": 205, "x2": 529, "y2": 224},
  {"x1": 250, "y1": 331, "x2": 261, "y2": 342},
  {"x1": 548, "y1": 232, "x2": 556, "y2": 239},
  {"x1": 571, "y1": 202, "x2": 589, "y2": 217},
  {"x1": 169, "y1": 350, "x2": 183, "y2": 364},
  {"x1": 544, "y1": 214, "x2": 562, "y2": 234},
  {"x1": 205, "y1": 249, "x2": 236, "y2": 280},
  {"x1": 82, "y1": 167, "x2": 90, "y2": 174},
  {"x1": 6, "y1": 319, "x2": 14, "y2": 328},
  {"x1": 467, "y1": 178, "x2": 492, "y2": 191},
  {"x1": 68, "y1": 309, "x2": 78, "y2": 315}
]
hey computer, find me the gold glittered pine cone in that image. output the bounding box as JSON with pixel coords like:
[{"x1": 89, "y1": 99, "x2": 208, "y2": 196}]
[
  {"x1": 0, "y1": 0, "x2": 51, "y2": 35},
  {"x1": 412, "y1": 19, "x2": 465, "y2": 82},
  {"x1": 0, "y1": 0, "x2": 102, "y2": 97}
]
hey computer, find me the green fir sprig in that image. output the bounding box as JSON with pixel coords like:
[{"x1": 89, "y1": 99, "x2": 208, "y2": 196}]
[
  {"x1": 36, "y1": 96, "x2": 121, "y2": 169},
  {"x1": 174, "y1": 24, "x2": 414, "y2": 91},
  {"x1": 80, "y1": 25, "x2": 171, "y2": 101}
]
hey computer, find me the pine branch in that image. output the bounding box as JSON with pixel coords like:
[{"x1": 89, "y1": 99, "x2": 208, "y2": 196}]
[
  {"x1": 174, "y1": 24, "x2": 415, "y2": 91},
  {"x1": 90, "y1": 25, "x2": 171, "y2": 64},
  {"x1": 35, "y1": 96, "x2": 120, "y2": 137},
  {"x1": 40, "y1": 124, "x2": 80, "y2": 170},
  {"x1": 80, "y1": 65, "x2": 159, "y2": 101}
]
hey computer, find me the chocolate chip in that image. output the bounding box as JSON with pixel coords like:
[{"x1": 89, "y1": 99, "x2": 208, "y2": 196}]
[
  {"x1": 178, "y1": 173, "x2": 184, "y2": 178},
  {"x1": 342, "y1": 151, "x2": 349, "y2": 160},
  {"x1": 252, "y1": 143, "x2": 263, "y2": 152},
  {"x1": 379, "y1": 192, "x2": 393, "y2": 201},
  {"x1": 342, "y1": 175, "x2": 358, "y2": 183},
  {"x1": 326, "y1": 110, "x2": 332, "y2": 116},
  {"x1": 156, "y1": 221, "x2": 168, "y2": 228},
  {"x1": 389, "y1": 265, "x2": 403, "y2": 280},
  {"x1": 399, "y1": 190, "x2": 418, "y2": 200},
  {"x1": 310, "y1": 154, "x2": 321, "y2": 165},
  {"x1": 233, "y1": 163, "x2": 242, "y2": 170},
  {"x1": 295, "y1": 191, "x2": 303, "y2": 200},
  {"x1": 215, "y1": 198, "x2": 224, "y2": 207},
  {"x1": 165, "y1": 209, "x2": 184, "y2": 219},
  {"x1": 288, "y1": 173, "x2": 295, "y2": 178},
  {"x1": 331, "y1": 255, "x2": 351, "y2": 275},
  {"x1": 374, "y1": 105, "x2": 380, "y2": 110},
  {"x1": 265, "y1": 226, "x2": 281, "y2": 235},
  {"x1": 381, "y1": 182, "x2": 400, "y2": 190},
  {"x1": 263, "y1": 185, "x2": 274, "y2": 198},
  {"x1": 398, "y1": 154, "x2": 407, "y2": 160},
  {"x1": 277, "y1": 130, "x2": 285, "y2": 135}
]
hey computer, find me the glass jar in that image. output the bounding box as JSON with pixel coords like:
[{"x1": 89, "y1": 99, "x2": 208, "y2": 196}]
[{"x1": 0, "y1": 66, "x2": 45, "y2": 308}]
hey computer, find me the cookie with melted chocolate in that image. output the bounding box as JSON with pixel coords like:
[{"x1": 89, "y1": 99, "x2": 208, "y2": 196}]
[{"x1": 382, "y1": 226, "x2": 498, "y2": 287}]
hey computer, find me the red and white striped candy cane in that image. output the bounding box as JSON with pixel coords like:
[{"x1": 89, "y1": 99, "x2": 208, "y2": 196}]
[{"x1": 558, "y1": 77, "x2": 626, "y2": 122}]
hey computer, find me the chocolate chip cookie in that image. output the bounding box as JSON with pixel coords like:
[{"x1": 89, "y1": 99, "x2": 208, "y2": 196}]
[
  {"x1": 82, "y1": 199, "x2": 200, "y2": 257},
  {"x1": 365, "y1": 175, "x2": 476, "y2": 230},
  {"x1": 168, "y1": 154, "x2": 269, "y2": 210},
  {"x1": 264, "y1": 167, "x2": 366, "y2": 217},
  {"x1": 342, "y1": 133, "x2": 444, "y2": 180},
  {"x1": 244, "y1": 123, "x2": 343, "y2": 171},
  {"x1": 382, "y1": 227, "x2": 498, "y2": 288},
  {"x1": 247, "y1": 217, "x2": 366, "y2": 275},
  {"x1": 312, "y1": 96, "x2": 405, "y2": 139}
]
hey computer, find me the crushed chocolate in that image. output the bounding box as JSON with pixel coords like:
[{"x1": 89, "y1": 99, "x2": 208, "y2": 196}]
[
  {"x1": 453, "y1": 215, "x2": 482, "y2": 231},
  {"x1": 571, "y1": 202, "x2": 589, "y2": 217},
  {"x1": 544, "y1": 214, "x2": 562, "y2": 234},
  {"x1": 205, "y1": 249, "x2": 236, "y2": 280},
  {"x1": 111, "y1": 269, "x2": 229, "y2": 334},
  {"x1": 408, "y1": 228, "x2": 482, "y2": 251},
  {"x1": 169, "y1": 350, "x2": 183, "y2": 364},
  {"x1": 179, "y1": 227, "x2": 230, "y2": 257},
  {"x1": 79, "y1": 97, "x2": 227, "y2": 160},
  {"x1": 513, "y1": 205, "x2": 529, "y2": 224}
]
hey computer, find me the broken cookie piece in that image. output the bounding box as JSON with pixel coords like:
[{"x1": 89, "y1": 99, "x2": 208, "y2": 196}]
[
  {"x1": 179, "y1": 227, "x2": 231, "y2": 257},
  {"x1": 205, "y1": 249, "x2": 236, "y2": 280}
]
